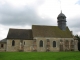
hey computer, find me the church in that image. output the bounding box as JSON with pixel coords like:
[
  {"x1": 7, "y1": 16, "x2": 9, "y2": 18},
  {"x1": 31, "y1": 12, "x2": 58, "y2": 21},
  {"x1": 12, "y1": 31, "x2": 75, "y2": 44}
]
[{"x1": 0, "y1": 12, "x2": 78, "y2": 52}]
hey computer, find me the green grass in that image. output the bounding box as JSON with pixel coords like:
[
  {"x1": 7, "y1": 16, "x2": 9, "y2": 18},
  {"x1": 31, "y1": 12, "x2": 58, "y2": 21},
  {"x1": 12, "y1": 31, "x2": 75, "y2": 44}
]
[{"x1": 0, "y1": 52, "x2": 80, "y2": 60}]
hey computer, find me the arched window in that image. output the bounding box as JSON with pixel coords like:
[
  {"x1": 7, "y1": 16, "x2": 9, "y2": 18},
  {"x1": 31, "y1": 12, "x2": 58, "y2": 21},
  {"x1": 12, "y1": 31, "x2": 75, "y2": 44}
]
[
  {"x1": 53, "y1": 41, "x2": 56, "y2": 47},
  {"x1": 40, "y1": 40, "x2": 43, "y2": 47},
  {"x1": 1, "y1": 44, "x2": 4, "y2": 48},
  {"x1": 60, "y1": 40, "x2": 63, "y2": 42},
  {"x1": 12, "y1": 40, "x2": 15, "y2": 46},
  {"x1": 24, "y1": 41, "x2": 25, "y2": 45},
  {"x1": 65, "y1": 40, "x2": 69, "y2": 45},
  {"x1": 47, "y1": 39, "x2": 49, "y2": 42},
  {"x1": 71, "y1": 40, "x2": 74, "y2": 45},
  {"x1": 60, "y1": 40, "x2": 63, "y2": 45}
]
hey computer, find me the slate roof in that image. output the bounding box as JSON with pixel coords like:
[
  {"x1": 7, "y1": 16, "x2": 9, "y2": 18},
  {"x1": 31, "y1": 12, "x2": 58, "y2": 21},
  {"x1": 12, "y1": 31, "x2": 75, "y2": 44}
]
[
  {"x1": 57, "y1": 11, "x2": 66, "y2": 18},
  {"x1": 32, "y1": 25, "x2": 73, "y2": 38},
  {"x1": 7, "y1": 29, "x2": 33, "y2": 40}
]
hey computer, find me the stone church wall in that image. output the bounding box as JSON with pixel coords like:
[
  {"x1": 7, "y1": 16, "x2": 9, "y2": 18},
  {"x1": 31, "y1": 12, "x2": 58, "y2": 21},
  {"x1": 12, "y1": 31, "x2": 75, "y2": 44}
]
[
  {"x1": 59, "y1": 38, "x2": 74, "y2": 51},
  {"x1": 36, "y1": 38, "x2": 47, "y2": 52},
  {"x1": 23, "y1": 40, "x2": 33, "y2": 52},
  {"x1": 7, "y1": 39, "x2": 20, "y2": 52},
  {"x1": 6, "y1": 39, "x2": 33, "y2": 52},
  {"x1": 34, "y1": 37, "x2": 60, "y2": 52},
  {"x1": 34, "y1": 37, "x2": 76, "y2": 52},
  {"x1": 6, "y1": 38, "x2": 78, "y2": 52},
  {"x1": 49, "y1": 38, "x2": 60, "y2": 52}
]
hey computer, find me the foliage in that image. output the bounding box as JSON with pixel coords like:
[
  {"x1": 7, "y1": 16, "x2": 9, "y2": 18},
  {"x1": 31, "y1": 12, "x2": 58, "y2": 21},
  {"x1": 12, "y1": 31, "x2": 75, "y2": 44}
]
[
  {"x1": 75, "y1": 35, "x2": 80, "y2": 42},
  {"x1": 0, "y1": 52, "x2": 80, "y2": 60}
]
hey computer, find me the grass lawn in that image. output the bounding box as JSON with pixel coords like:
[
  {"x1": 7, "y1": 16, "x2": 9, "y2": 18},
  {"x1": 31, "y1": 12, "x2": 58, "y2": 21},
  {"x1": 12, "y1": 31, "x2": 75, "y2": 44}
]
[{"x1": 0, "y1": 52, "x2": 80, "y2": 60}]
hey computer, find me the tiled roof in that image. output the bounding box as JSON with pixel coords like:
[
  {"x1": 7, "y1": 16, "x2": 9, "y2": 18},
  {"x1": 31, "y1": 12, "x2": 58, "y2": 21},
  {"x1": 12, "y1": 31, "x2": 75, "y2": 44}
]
[
  {"x1": 32, "y1": 25, "x2": 73, "y2": 38},
  {"x1": 7, "y1": 25, "x2": 73, "y2": 40},
  {"x1": 7, "y1": 29, "x2": 33, "y2": 40}
]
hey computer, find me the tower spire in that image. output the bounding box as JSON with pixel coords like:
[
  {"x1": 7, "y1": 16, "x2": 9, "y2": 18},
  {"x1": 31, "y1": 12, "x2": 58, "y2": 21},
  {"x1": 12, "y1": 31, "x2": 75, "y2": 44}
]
[
  {"x1": 57, "y1": 0, "x2": 67, "y2": 31},
  {"x1": 61, "y1": 10, "x2": 62, "y2": 13},
  {"x1": 59, "y1": 0, "x2": 62, "y2": 13}
]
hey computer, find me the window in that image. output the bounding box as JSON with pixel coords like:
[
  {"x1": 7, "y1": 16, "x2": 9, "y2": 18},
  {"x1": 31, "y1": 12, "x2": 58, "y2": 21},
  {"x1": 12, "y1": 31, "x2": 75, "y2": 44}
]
[
  {"x1": 24, "y1": 41, "x2": 25, "y2": 45},
  {"x1": 40, "y1": 40, "x2": 43, "y2": 47},
  {"x1": 63, "y1": 17, "x2": 64, "y2": 19},
  {"x1": 60, "y1": 40, "x2": 63, "y2": 45},
  {"x1": 53, "y1": 41, "x2": 56, "y2": 47},
  {"x1": 12, "y1": 40, "x2": 15, "y2": 46},
  {"x1": 1, "y1": 44, "x2": 4, "y2": 48},
  {"x1": 47, "y1": 39, "x2": 49, "y2": 42},
  {"x1": 60, "y1": 40, "x2": 63, "y2": 42},
  {"x1": 65, "y1": 40, "x2": 69, "y2": 45}
]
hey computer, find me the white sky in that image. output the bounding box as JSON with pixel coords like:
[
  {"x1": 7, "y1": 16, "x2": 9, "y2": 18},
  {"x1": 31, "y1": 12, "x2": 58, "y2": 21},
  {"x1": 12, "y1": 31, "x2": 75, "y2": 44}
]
[{"x1": 0, "y1": 0, "x2": 80, "y2": 40}]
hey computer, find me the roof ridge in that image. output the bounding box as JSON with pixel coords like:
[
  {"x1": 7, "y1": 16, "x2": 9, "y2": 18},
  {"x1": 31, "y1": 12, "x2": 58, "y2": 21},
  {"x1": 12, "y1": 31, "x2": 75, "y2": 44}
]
[
  {"x1": 32, "y1": 25, "x2": 57, "y2": 27},
  {"x1": 9, "y1": 28, "x2": 32, "y2": 30}
]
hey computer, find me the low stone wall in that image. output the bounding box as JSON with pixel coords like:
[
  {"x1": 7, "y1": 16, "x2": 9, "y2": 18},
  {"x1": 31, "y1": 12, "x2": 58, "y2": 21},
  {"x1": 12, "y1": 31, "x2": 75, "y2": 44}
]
[{"x1": 0, "y1": 42, "x2": 6, "y2": 52}]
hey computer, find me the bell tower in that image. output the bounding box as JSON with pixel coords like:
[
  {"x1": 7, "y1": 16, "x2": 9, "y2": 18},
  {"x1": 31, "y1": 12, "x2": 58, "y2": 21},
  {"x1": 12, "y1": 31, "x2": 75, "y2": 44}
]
[{"x1": 57, "y1": 11, "x2": 67, "y2": 31}]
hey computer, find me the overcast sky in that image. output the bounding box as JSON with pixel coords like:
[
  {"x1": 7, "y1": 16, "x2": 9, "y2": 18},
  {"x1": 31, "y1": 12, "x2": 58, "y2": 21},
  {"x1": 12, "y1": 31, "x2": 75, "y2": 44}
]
[{"x1": 0, "y1": 0, "x2": 80, "y2": 40}]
